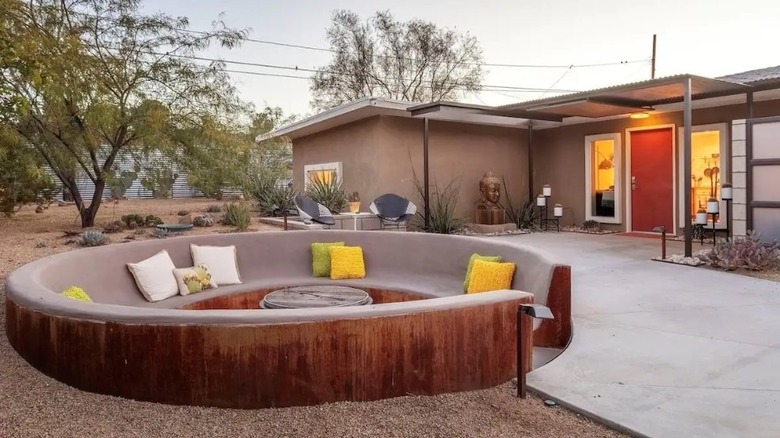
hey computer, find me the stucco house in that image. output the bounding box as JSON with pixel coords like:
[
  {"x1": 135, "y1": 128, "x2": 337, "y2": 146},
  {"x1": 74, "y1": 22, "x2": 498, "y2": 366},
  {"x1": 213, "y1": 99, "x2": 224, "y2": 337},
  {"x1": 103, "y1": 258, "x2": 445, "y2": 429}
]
[{"x1": 265, "y1": 65, "x2": 780, "y2": 253}]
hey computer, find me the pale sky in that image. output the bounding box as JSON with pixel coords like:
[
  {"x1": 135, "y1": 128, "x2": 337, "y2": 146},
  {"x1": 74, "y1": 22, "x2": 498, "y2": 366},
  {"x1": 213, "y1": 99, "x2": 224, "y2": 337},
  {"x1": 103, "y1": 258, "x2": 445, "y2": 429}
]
[{"x1": 143, "y1": 0, "x2": 780, "y2": 118}]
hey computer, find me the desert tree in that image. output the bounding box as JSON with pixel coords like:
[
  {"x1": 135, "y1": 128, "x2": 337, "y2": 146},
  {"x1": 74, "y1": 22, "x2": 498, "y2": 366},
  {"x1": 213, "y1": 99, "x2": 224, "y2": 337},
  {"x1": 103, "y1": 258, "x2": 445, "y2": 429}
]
[
  {"x1": 0, "y1": 0, "x2": 250, "y2": 226},
  {"x1": 310, "y1": 10, "x2": 484, "y2": 111}
]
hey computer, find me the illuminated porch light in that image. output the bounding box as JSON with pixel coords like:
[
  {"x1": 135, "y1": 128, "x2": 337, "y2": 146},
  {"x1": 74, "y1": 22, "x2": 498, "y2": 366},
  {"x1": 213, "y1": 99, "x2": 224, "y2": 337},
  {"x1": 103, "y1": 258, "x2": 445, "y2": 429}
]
[{"x1": 630, "y1": 111, "x2": 650, "y2": 119}]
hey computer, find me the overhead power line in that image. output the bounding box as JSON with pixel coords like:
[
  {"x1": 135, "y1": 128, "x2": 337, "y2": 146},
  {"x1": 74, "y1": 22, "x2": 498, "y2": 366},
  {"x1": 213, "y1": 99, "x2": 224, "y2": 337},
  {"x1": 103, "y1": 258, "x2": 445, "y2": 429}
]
[
  {"x1": 142, "y1": 50, "x2": 582, "y2": 93},
  {"x1": 181, "y1": 28, "x2": 649, "y2": 70}
]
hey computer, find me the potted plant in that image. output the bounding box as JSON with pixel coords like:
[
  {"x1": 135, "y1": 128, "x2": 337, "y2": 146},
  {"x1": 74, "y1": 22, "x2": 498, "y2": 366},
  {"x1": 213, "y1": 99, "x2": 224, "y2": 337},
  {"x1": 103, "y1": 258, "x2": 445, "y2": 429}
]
[{"x1": 348, "y1": 191, "x2": 361, "y2": 213}]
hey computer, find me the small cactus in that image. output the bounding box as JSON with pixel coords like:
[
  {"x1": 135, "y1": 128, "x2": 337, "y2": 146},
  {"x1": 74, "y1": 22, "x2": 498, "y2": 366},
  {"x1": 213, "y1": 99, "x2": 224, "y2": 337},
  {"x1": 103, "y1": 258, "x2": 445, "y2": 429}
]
[
  {"x1": 80, "y1": 229, "x2": 108, "y2": 247},
  {"x1": 121, "y1": 213, "x2": 145, "y2": 228},
  {"x1": 145, "y1": 215, "x2": 163, "y2": 227},
  {"x1": 193, "y1": 214, "x2": 215, "y2": 227},
  {"x1": 177, "y1": 210, "x2": 191, "y2": 216},
  {"x1": 103, "y1": 220, "x2": 125, "y2": 234}
]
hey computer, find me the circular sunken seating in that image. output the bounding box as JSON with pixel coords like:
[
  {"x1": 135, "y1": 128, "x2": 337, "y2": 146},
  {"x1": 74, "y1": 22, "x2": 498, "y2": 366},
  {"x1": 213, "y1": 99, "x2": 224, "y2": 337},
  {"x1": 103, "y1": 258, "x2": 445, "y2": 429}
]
[{"x1": 5, "y1": 230, "x2": 571, "y2": 409}]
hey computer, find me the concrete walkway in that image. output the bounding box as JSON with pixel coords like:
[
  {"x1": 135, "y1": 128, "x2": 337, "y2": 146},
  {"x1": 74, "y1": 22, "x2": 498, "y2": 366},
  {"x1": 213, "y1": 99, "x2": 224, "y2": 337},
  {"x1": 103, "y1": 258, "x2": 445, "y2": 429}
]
[{"x1": 496, "y1": 233, "x2": 780, "y2": 438}]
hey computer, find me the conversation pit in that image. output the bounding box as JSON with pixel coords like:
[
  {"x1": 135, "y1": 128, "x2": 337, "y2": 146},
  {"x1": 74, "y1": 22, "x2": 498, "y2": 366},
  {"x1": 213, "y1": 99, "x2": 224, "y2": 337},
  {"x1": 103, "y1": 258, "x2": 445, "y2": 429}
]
[{"x1": 5, "y1": 231, "x2": 571, "y2": 409}]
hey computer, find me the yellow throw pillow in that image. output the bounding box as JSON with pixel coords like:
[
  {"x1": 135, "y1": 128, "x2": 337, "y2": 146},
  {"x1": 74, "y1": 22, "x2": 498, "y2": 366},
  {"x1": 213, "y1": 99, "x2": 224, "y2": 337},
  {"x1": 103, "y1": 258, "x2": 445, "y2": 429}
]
[
  {"x1": 467, "y1": 259, "x2": 516, "y2": 294},
  {"x1": 329, "y1": 246, "x2": 366, "y2": 280},
  {"x1": 60, "y1": 286, "x2": 92, "y2": 302}
]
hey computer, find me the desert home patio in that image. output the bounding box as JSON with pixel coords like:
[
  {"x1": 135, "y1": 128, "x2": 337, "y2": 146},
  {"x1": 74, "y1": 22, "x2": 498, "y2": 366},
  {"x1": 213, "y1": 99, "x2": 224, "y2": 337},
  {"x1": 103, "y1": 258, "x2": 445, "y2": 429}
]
[{"x1": 267, "y1": 65, "x2": 780, "y2": 256}]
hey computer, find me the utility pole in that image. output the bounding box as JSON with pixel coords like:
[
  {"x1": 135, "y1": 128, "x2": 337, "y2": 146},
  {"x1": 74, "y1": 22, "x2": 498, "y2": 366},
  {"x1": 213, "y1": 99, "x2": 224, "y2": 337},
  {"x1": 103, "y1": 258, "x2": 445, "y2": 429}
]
[{"x1": 651, "y1": 34, "x2": 657, "y2": 79}]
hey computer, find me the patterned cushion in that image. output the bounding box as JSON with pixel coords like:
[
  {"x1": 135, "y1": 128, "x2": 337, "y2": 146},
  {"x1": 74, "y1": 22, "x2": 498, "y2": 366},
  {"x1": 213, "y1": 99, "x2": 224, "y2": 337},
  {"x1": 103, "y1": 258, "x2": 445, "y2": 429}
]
[
  {"x1": 463, "y1": 254, "x2": 503, "y2": 292},
  {"x1": 311, "y1": 242, "x2": 345, "y2": 277},
  {"x1": 173, "y1": 264, "x2": 218, "y2": 295},
  {"x1": 329, "y1": 246, "x2": 366, "y2": 280},
  {"x1": 467, "y1": 259, "x2": 516, "y2": 294},
  {"x1": 60, "y1": 286, "x2": 92, "y2": 302}
]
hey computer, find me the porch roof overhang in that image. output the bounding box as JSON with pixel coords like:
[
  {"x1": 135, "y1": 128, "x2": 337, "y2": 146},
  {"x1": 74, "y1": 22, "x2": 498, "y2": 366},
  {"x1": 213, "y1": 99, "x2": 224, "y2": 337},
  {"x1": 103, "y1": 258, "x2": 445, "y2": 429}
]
[
  {"x1": 499, "y1": 74, "x2": 753, "y2": 119},
  {"x1": 408, "y1": 101, "x2": 563, "y2": 127}
]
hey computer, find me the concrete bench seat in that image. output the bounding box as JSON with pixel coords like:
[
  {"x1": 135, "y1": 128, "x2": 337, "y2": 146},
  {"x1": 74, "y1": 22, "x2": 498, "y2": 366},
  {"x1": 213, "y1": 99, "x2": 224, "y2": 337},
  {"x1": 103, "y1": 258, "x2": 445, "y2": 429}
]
[{"x1": 5, "y1": 230, "x2": 571, "y2": 408}]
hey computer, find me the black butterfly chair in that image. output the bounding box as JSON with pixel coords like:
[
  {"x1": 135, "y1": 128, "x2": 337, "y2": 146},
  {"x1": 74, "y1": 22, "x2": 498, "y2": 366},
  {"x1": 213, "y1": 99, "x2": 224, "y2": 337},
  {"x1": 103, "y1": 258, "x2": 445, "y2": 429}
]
[
  {"x1": 369, "y1": 193, "x2": 417, "y2": 230},
  {"x1": 294, "y1": 195, "x2": 336, "y2": 227}
]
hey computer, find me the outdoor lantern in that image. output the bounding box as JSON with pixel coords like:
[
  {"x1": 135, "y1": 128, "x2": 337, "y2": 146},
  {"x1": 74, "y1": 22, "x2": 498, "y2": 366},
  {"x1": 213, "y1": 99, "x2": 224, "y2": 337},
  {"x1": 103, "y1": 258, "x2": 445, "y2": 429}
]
[
  {"x1": 695, "y1": 208, "x2": 708, "y2": 225},
  {"x1": 554, "y1": 204, "x2": 563, "y2": 217},
  {"x1": 542, "y1": 184, "x2": 552, "y2": 197},
  {"x1": 721, "y1": 183, "x2": 733, "y2": 201},
  {"x1": 707, "y1": 197, "x2": 720, "y2": 214},
  {"x1": 536, "y1": 194, "x2": 546, "y2": 207}
]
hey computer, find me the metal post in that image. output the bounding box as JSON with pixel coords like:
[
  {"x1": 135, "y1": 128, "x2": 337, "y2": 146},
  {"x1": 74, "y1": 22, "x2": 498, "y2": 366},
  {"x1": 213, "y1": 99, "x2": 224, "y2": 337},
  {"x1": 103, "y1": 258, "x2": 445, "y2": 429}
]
[
  {"x1": 517, "y1": 307, "x2": 527, "y2": 398},
  {"x1": 423, "y1": 118, "x2": 430, "y2": 230},
  {"x1": 527, "y1": 124, "x2": 534, "y2": 201},
  {"x1": 683, "y1": 78, "x2": 693, "y2": 257},
  {"x1": 651, "y1": 34, "x2": 657, "y2": 79},
  {"x1": 661, "y1": 228, "x2": 667, "y2": 259},
  {"x1": 726, "y1": 199, "x2": 732, "y2": 242}
]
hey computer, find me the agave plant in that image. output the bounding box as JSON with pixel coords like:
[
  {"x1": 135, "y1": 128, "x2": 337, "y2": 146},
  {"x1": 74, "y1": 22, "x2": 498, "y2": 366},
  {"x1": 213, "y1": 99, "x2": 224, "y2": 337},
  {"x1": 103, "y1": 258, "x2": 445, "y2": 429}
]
[
  {"x1": 80, "y1": 229, "x2": 108, "y2": 247},
  {"x1": 697, "y1": 231, "x2": 779, "y2": 271},
  {"x1": 306, "y1": 174, "x2": 347, "y2": 213}
]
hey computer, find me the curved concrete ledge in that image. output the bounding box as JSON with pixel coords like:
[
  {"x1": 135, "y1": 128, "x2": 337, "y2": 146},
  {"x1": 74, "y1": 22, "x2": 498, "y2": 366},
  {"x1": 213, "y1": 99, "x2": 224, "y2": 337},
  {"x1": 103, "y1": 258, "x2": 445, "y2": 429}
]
[{"x1": 5, "y1": 231, "x2": 571, "y2": 408}]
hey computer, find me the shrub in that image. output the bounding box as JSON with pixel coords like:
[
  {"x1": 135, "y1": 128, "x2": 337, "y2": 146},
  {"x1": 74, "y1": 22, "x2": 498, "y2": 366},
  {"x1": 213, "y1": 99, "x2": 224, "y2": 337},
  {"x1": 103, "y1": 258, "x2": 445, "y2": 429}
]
[
  {"x1": 245, "y1": 169, "x2": 279, "y2": 204},
  {"x1": 221, "y1": 201, "x2": 251, "y2": 231},
  {"x1": 144, "y1": 215, "x2": 163, "y2": 227},
  {"x1": 103, "y1": 220, "x2": 126, "y2": 234},
  {"x1": 80, "y1": 229, "x2": 108, "y2": 247},
  {"x1": 412, "y1": 176, "x2": 464, "y2": 234},
  {"x1": 206, "y1": 204, "x2": 222, "y2": 213},
  {"x1": 306, "y1": 174, "x2": 347, "y2": 213},
  {"x1": 697, "y1": 231, "x2": 779, "y2": 271},
  {"x1": 121, "y1": 213, "x2": 145, "y2": 229},
  {"x1": 177, "y1": 210, "x2": 190, "y2": 216},
  {"x1": 581, "y1": 220, "x2": 600, "y2": 232},
  {"x1": 0, "y1": 135, "x2": 58, "y2": 217},
  {"x1": 258, "y1": 184, "x2": 298, "y2": 217}
]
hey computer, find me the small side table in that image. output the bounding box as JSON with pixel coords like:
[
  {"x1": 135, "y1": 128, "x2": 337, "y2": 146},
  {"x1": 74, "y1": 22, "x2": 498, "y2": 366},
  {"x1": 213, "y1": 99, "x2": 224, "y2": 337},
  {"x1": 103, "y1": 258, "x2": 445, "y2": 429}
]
[{"x1": 343, "y1": 212, "x2": 372, "y2": 231}]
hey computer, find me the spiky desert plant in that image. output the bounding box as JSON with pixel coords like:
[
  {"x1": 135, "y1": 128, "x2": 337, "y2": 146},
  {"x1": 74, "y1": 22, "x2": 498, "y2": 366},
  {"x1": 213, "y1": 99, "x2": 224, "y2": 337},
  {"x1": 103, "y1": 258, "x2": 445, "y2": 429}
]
[
  {"x1": 697, "y1": 231, "x2": 779, "y2": 271},
  {"x1": 221, "y1": 201, "x2": 251, "y2": 231},
  {"x1": 144, "y1": 215, "x2": 163, "y2": 227},
  {"x1": 206, "y1": 204, "x2": 222, "y2": 213},
  {"x1": 80, "y1": 229, "x2": 108, "y2": 247},
  {"x1": 306, "y1": 174, "x2": 347, "y2": 213},
  {"x1": 103, "y1": 220, "x2": 125, "y2": 234},
  {"x1": 258, "y1": 184, "x2": 298, "y2": 217}
]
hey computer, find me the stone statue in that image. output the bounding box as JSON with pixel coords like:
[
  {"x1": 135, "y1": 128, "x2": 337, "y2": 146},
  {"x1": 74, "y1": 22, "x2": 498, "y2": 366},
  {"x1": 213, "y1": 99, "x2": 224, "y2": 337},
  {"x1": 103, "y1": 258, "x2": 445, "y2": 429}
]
[
  {"x1": 478, "y1": 171, "x2": 502, "y2": 210},
  {"x1": 475, "y1": 171, "x2": 506, "y2": 226}
]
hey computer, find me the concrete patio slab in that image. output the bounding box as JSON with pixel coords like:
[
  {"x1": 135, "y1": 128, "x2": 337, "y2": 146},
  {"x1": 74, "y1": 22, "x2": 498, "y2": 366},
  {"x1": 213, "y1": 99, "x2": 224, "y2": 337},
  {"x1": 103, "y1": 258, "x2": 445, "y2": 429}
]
[{"x1": 495, "y1": 232, "x2": 780, "y2": 438}]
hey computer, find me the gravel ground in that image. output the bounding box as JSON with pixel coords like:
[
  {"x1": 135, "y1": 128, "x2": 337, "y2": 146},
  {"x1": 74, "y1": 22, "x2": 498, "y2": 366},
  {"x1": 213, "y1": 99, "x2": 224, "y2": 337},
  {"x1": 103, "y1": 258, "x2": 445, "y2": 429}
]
[{"x1": 0, "y1": 199, "x2": 624, "y2": 438}]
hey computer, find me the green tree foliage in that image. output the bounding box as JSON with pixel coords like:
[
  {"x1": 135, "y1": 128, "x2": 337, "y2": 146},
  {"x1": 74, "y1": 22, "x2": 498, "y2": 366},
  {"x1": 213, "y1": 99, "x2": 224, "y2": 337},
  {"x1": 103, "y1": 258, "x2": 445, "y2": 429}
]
[
  {"x1": 0, "y1": 0, "x2": 250, "y2": 227},
  {"x1": 0, "y1": 125, "x2": 57, "y2": 216},
  {"x1": 311, "y1": 10, "x2": 484, "y2": 111}
]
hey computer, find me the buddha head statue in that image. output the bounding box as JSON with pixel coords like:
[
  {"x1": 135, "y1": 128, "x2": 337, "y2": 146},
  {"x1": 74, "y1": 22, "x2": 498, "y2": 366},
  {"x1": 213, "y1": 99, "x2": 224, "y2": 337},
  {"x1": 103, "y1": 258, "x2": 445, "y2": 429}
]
[{"x1": 479, "y1": 171, "x2": 501, "y2": 208}]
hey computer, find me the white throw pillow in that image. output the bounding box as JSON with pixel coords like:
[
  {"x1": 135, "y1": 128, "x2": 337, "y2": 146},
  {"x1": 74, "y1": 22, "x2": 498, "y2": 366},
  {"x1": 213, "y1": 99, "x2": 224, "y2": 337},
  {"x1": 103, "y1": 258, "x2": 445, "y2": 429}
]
[
  {"x1": 127, "y1": 250, "x2": 179, "y2": 302},
  {"x1": 173, "y1": 264, "x2": 218, "y2": 296},
  {"x1": 190, "y1": 244, "x2": 242, "y2": 285}
]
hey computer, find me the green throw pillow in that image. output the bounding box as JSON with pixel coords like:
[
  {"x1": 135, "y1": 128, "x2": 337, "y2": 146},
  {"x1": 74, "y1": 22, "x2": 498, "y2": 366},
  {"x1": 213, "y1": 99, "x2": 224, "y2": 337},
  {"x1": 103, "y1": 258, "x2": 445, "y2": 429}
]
[
  {"x1": 312, "y1": 242, "x2": 345, "y2": 277},
  {"x1": 60, "y1": 286, "x2": 92, "y2": 302},
  {"x1": 464, "y1": 254, "x2": 503, "y2": 292}
]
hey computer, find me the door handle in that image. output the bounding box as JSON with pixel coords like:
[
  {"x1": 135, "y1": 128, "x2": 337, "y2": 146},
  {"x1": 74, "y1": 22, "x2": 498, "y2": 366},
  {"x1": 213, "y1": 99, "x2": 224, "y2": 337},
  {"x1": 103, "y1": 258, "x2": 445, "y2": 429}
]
[{"x1": 631, "y1": 175, "x2": 637, "y2": 190}]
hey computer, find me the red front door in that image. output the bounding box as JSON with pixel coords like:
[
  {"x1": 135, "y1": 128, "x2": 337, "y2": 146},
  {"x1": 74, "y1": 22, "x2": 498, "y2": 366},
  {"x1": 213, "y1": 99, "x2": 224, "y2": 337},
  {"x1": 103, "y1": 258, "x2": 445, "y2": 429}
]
[{"x1": 630, "y1": 128, "x2": 674, "y2": 232}]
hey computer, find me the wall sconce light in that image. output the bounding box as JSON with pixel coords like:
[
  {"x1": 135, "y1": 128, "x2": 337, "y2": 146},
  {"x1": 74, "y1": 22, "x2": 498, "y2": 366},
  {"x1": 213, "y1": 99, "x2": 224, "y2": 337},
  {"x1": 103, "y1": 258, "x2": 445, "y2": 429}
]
[
  {"x1": 706, "y1": 197, "x2": 720, "y2": 214},
  {"x1": 695, "y1": 208, "x2": 708, "y2": 225},
  {"x1": 630, "y1": 111, "x2": 650, "y2": 119},
  {"x1": 542, "y1": 184, "x2": 552, "y2": 197},
  {"x1": 721, "y1": 183, "x2": 733, "y2": 201},
  {"x1": 536, "y1": 194, "x2": 546, "y2": 207}
]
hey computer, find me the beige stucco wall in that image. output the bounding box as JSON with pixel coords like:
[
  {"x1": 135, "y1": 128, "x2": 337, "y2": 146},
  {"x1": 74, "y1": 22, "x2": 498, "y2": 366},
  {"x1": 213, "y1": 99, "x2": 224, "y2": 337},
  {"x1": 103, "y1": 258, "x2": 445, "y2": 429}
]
[
  {"x1": 532, "y1": 99, "x2": 780, "y2": 232},
  {"x1": 292, "y1": 116, "x2": 529, "y2": 222}
]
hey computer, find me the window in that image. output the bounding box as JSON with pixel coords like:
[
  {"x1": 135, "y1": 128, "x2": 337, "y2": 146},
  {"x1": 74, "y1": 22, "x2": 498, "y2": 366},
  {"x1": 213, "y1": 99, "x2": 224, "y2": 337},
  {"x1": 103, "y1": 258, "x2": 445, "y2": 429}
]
[
  {"x1": 303, "y1": 162, "x2": 342, "y2": 188},
  {"x1": 678, "y1": 124, "x2": 728, "y2": 227},
  {"x1": 585, "y1": 133, "x2": 622, "y2": 223}
]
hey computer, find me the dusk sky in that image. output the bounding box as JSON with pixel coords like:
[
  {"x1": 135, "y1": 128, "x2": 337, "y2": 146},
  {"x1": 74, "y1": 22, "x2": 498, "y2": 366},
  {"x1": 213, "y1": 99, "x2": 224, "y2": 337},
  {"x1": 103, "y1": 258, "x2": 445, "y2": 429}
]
[{"x1": 143, "y1": 0, "x2": 780, "y2": 118}]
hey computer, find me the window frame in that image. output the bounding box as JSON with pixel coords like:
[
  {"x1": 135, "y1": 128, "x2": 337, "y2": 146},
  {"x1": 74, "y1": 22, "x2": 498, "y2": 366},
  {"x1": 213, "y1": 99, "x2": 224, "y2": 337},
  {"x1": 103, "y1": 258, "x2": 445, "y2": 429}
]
[
  {"x1": 303, "y1": 161, "x2": 343, "y2": 189},
  {"x1": 677, "y1": 123, "x2": 729, "y2": 229},
  {"x1": 584, "y1": 133, "x2": 622, "y2": 224}
]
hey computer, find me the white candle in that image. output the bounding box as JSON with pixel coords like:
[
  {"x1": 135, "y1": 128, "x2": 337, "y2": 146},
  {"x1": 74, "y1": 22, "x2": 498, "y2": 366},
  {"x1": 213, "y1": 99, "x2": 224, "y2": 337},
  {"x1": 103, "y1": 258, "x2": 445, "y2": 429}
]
[
  {"x1": 542, "y1": 185, "x2": 552, "y2": 197},
  {"x1": 707, "y1": 199, "x2": 720, "y2": 214},
  {"x1": 536, "y1": 195, "x2": 546, "y2": 207}
]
